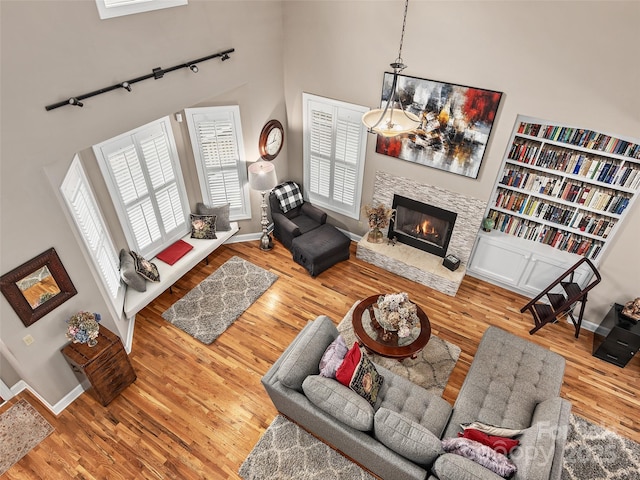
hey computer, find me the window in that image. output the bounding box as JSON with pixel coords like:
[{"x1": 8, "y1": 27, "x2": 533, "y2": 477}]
[
  {"x1": 184, "y1": 106, "x2": 250, "y2": 220},
  {"x1": 93, "y1": 116, "x2": 189, "y2": 259},
  {"x1": 302, "y1": 93, "x2": 368, "y2": 219},
  {"x1": 95, "y1": 0, "x2": 187, "y2": 20},
  {"x1": 61, "y1": 156, "x2": 124, "y2": 313}
]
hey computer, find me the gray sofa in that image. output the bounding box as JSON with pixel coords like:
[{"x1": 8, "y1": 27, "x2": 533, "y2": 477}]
[{"x1": 262, "y1": 315, "x2": 571, "y2": 480}]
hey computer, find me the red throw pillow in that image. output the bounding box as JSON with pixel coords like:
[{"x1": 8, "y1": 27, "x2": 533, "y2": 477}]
[
  {"x1": 460, "y1": 428, "x2": 520, "y2": 455},
  {"x1": 335, "y1": 343, "x2": 362, "y2": 386},
  {"x1": 156, "y1": 239, "x2": 194, "y2": 265}
]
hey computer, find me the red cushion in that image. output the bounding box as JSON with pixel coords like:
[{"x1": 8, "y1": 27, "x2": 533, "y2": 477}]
[
  {"x1": 460, "y1": 428, "x2": 520, "y2": 455},
  {"x1": 155, "y1": 239, "x2": 194, "y2": 265},
  {"x1": 335, "y1": 343, "x2": 362, "y2": 386}
]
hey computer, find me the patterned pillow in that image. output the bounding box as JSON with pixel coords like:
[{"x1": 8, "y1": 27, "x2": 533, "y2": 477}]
[
  {"x1": 460, "y1": 428, "x2": 520, "y2": 455},
  {"x1": 461, "y1": 421, "x2": 525, "y2": 438},
  {"x1": 129, "y1": 251, "x2": 160, "y2": 282},
  {"x1": 190, "y1": 214, "x2": 217, "y2": 239},
  {"x1": 196, "y1": 202, "x2": 231, "y2": 231},
  {"x1": 442, "y1": 437, "x2": 518, "y2": 478},
  {"x1": 273, "y1": 181, "x2": 304, "y2": 213},
  {"x1": 319, "y1": 335, "x2": 349, "y2": 378},
  {"x1": 336, "y1": 343, "x2": 384, "y2": 407}
]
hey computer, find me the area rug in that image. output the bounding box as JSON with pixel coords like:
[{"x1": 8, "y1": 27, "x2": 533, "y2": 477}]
[
  {"x1": 238, "y1": 415, "x2": 377, "y2": 480},
  {"x1": 0, "y1": 399, "x2": 54, "y2": 475},
  {"x1": 162, "y1": 256, "x2": 278, "y2": 344},
  {"x1": 240, "y1": 414, "x2": 640, "y2": 480},
  {"x1": 337, "y1": 300, "x2": 461, "y2": 397}
]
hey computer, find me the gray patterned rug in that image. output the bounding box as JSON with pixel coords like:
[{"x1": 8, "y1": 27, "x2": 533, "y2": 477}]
[
  {"x1": 0, "y1": 399, "x2": 54, "y2": 475},
  {"x1": 337, "y1": 300, "x2": 461, "y2": 397},
  {"x1": 240, "y1": 412, "x2": 640, "y2": 480},
  {"x1": 162, "y1": 256, "x2": 278, "y2": 344}
]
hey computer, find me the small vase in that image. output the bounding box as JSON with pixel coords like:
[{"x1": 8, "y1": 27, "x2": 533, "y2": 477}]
[
  {"x1": 367, "y1": 227, "x2": 384, "y2": 243},
  {"x1": 87, "y1": 338, "x2": 98, "y2": 347}
]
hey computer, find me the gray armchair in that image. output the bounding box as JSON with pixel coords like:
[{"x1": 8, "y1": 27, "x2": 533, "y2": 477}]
[{"x1": 269, "y1": 181, "x2": 350, "y2": 276}]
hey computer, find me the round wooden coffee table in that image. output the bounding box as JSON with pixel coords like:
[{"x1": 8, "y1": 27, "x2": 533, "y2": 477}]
[{"x1": 352, "y1": 295, "x2": 431, "y2": 360}]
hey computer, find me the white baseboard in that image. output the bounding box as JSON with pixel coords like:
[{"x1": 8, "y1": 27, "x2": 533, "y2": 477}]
[{"x1": 9, "y1": 380, "x2": 86, "y2": 415}]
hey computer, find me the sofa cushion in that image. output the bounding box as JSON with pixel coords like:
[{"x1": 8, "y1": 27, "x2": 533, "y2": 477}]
[
  {"x1": 433, "y1": 453, "x2": 505, "y2": 480},
  {"x1": 510, "y1": 424, "x2": 555, "y2": 480},
  {"x1": 276, "y1": 315, "x2": 338, "y2": 391},
  {"x1": 336, "y1": 344, "x2": 383, "y2": 407},
  {"x1": 319, "y1": 335, "x2": 348, "y2": 378},
  {"x1": 377, "y1": 365, "x2": 452, "y2": 437},
  {"x1": 302, "y1": 375, "x2": 374, "y2": 431},
  {"x1": 374, "y1": 408, "x2": 443, "y2": 465},
  {"x1": 441, "y1": 438, "x2": 517, "y2": 478}
]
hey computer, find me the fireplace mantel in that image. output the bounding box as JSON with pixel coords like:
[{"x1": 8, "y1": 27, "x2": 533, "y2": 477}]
[{"x1": 356, "y1": 171, "x2": 486, "y2": 296}]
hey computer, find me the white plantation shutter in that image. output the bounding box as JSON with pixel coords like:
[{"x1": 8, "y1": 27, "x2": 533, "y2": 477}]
[
  {"x1": 185, "y1": 106, "x2": 250, "y2": 220},
  {"x1": 93, "y1": 116, "x2": 189, "y2": 258},
  {"x1": 96, "y1": 0, "x2": 187, "y2": 20},
  {"x1": 303, "y1": 93, "x2": 368, "y2": 219},
  {"x1": 61, "y1": 156, "x2": 124, "y2": 312}
]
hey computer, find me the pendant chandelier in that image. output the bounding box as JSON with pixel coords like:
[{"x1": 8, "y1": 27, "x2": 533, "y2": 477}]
[{"x1": 362, "y1": 0, "x2": 420, "y2": 137}]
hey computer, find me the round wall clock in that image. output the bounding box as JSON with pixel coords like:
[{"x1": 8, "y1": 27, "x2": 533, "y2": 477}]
[{"x1": 259, "y1": 119, "x2": 284, "y2": 161}]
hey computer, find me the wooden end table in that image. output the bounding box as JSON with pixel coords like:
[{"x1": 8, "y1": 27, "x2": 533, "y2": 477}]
[{"x1": 352, "y1": 295, "x2": 431, "y2": 360}]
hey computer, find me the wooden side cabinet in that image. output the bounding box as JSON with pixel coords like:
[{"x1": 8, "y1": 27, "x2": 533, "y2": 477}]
[
  {"x1": 593, "y1": 303, "x2": 640, "y2": 368},
  {"x1": 62, "y1": 327, "x2": 136, "y2": 406}
]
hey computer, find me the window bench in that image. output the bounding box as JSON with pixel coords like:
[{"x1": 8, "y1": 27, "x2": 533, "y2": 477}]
[{"x1": 124, "y1": 222, "x2": 239, "y2": 320}]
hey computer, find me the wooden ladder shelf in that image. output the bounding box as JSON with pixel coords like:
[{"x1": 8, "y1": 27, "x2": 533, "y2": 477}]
[{"x1": 521, "y1": 257, "x2": 601, "y2": 338}]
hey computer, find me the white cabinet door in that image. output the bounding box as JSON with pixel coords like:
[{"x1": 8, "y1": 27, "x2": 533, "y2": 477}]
[{"x1": 468, "y1": 234, "x2": 530, "y2": 285}]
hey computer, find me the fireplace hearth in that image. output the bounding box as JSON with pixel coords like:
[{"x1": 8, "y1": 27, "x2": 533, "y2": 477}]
[{"x1": 389, "y1": 195, "x2": 457, "y2": 258}]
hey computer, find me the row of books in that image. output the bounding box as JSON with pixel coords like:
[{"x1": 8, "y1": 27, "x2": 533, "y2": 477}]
[
  {"x1": 498, "y1": 168, "x2": 631, "y2": 214},
  {"x1": 510, "y1": 141, "x2": 640, "y2": 189},
  {"x1": 517, "y1": 122, "x2": 640, "y2": 159},
  {"x1": 487, "y1": 210, "x2": 604, "y2": 259},
  {"x1": 569, "y1": 213, "x2": 616, "y2": 239}
]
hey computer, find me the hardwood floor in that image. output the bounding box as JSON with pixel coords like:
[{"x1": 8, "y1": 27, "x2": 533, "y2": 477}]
[{"x1": 3, "y1": 240, "x2": 639, "y2": 479}]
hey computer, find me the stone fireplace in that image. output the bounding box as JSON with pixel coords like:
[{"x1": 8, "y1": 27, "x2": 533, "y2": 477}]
[
  {"x1": 356, "y1": 171, "x2": 486, "y2": 296},
  {"x1": 389, "y1": 194, "x2": 457, "y2": 258}
]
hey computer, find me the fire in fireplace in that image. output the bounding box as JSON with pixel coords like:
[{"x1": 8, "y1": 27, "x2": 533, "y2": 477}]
[{"x1": 388, "y1": 194, "x2": 457, "y2": 257}]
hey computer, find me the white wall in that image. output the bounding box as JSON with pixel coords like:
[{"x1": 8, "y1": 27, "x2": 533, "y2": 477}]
[
  {"x1": 0, "y1": 0, "x2": 285, "y2": 406},
  {"x1": 282, "y1": 1, "x2": 640, "y2": 324}
]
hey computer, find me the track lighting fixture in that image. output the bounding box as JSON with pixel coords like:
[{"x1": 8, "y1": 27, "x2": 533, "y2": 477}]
[{"x1": 45, "y1": 47, "x2": 235, "y2": 111}]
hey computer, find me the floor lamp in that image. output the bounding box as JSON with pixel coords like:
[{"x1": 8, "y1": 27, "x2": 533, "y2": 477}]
[{"x1": 248, "y1": 161, "x2": 278, "y2": 251}]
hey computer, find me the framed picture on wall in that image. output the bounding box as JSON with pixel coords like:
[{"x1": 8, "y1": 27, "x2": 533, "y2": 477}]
[{"x1": 375, "y1": 73, "x2": 502, "y2": 179}]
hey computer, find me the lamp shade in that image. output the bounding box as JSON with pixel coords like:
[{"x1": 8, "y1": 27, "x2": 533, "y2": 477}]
[
  {"x1": 362, "y1": 107, "x2": 420, "y2": 137},
  {"x1": 248, "y1": 161, "x2": 277, "y2": 192}
]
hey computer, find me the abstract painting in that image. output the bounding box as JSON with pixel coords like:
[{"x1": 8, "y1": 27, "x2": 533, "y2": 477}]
[{"x1": 375, "y1": 73, "x2": 502, "y2": 178}]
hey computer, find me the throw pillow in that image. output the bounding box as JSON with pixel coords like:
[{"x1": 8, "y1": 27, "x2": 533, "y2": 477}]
[
  {"x1": 319, "y1": 335, "x2": 348, "y2": 378},
  {"x1": 119, "y1": 249, "x2": 146, "y2": 292},
  {"x1": 460, "y1": 428, "x2": 520, "y2": 455},
  {"x1": 190, "y1": 214, "x2": 217, "y2": 239},
  {"x1": 273, "y1": 181, "x2": 304, "y2": 213},
  {"x1": 336, "y1": 343, "x2": 383, "y2": 407},
  {"x1": 155, "y1": 239, "x2": 194, "y2": 266},
  {"x1": 442, "y1": 437, "x2": 518, "y2": 479},
  {"x1": 196, "y1": 202, "x2": 231, "y2": 231},
  {"x1": 129, "y1": 251, "x2": 160, "y2": 282},
  {"x1": 461, "y1": 421, "x2": 525, "y2": 438}
]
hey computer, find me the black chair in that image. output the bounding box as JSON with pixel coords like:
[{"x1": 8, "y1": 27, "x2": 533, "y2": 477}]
[{"x1": 269, "y1": 181, "x2": 350, "y2": 276}]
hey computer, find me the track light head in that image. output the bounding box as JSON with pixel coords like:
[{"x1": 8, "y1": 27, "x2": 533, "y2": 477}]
[
  {"x1": 68, "y1": 97, "x2": 83, "y2": 107},
  {"x1": 189, "y1": 64, "x2": 199, "y2": 73},
  {"x1": 121, "y1": 81, "x2": 132, "y2": 92}
]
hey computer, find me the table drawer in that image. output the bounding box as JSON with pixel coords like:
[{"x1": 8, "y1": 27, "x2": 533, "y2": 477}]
[{"x1": 593, "y1": 341, "x2": 636, "y2": 368}]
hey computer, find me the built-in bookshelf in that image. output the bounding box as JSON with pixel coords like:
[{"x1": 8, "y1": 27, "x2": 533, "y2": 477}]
[{"x1": 485, "y1": 115, "x2": 640, "y2": 262}]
